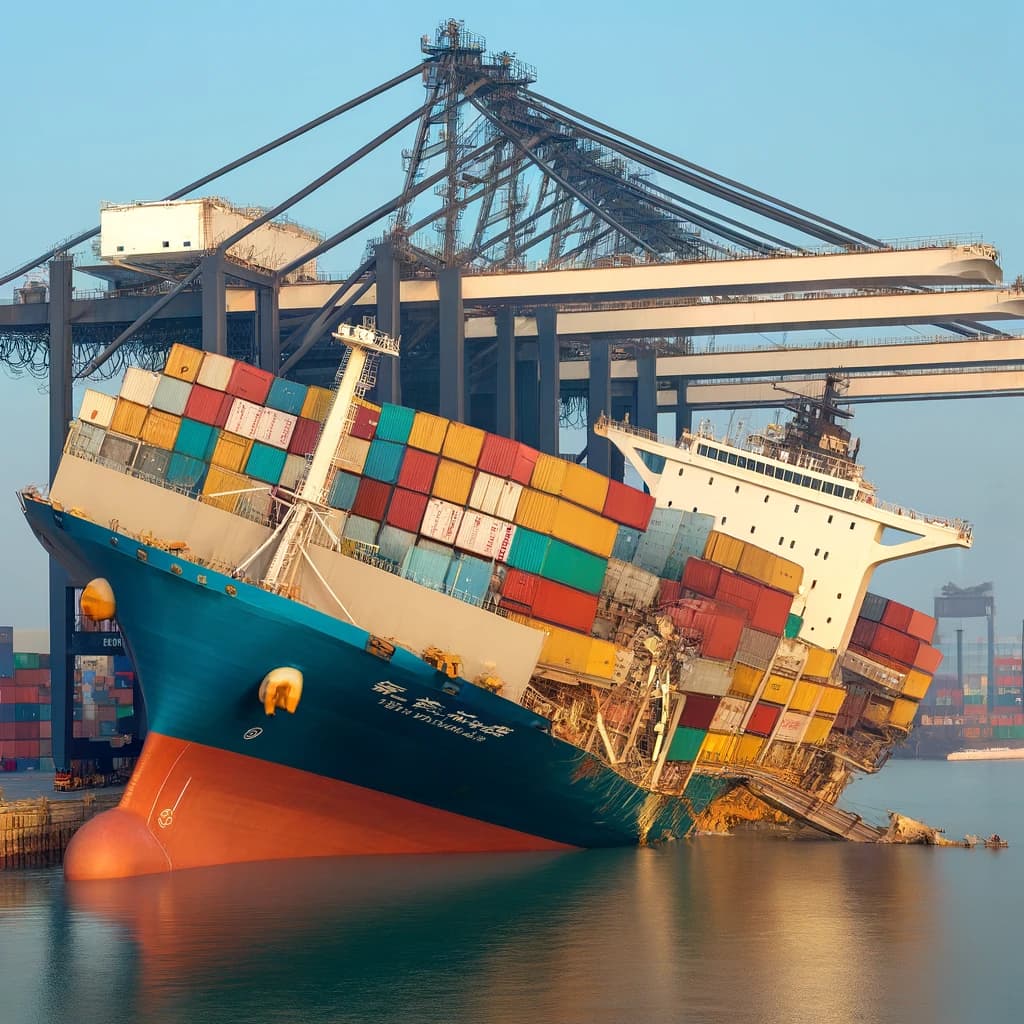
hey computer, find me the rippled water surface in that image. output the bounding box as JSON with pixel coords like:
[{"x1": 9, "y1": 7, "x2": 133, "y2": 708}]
[{"x1": 1, "y1": 759, "x2": 1021, "y2": 1024}]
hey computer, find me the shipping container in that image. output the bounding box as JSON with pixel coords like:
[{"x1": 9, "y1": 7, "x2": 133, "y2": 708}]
[
  {"x1": 534, "y1": 621, "x2": 593, "y2": 675},
  {"x1": 530, "y1": 578, "x2": 599, "y2": 633},
  {"x1": 140, "y1": 409, "x2": 181, "y2": 451},
  {"x1": 710, "y1": 695, "x2": 749, "y2": 733},
  {"x1": 774, "y1": 711, "x2": 810, "y2": 744},
  {"x1": 184, "y1": 384, "x2": 234, "y2": 427},
  {"x1": 174, "y1": 418, "x2": 217, "y2": 461},
  {"x1": 442, "y1": 422, "x2": 486, "y2": 466},
  {"x1": 679, "y1": 693, "x2": 720, "y2": 730},
  {"x1": 363, "y1": 439, "x2": 406, "y2": 485},
  {"x1": 254, "y1": 408, "x2": 297, "y2": 450},
  {"x1": 444, "y1": 553, "x2": 494, "y2": 607},
  {"x1": 761, "y1": 674, "x2": 795, "y2": 705},
  {"x1": 680, "y1": 659, "x2": 733, "y2": 697},
  {"x1": 79, "y1": 389, "x2": 116, "y2": 429},
  {"x1": 211, "y1": 432, "x2": 254, "y2": 473},
  {"x1": 398, "y1": 448, "x2": 439, "y2": 494},
  {"x1": 287, "y1": 417, "x2": 320, "y2": 457},
  {"x1": 914, "y1": 645, "x2": 943, "y2": 675},
  {"x1": 111, "y1": 398, "x2": 148, "y2": 438},
  {"x1": 226, "y1": 397, "x2": 263, "y2": 439},
  {"x1": 682, "y1": 558, "x2": 722, "y2": 598},
  {"x1": 196, "y1": 352, "x2": 235, "y2": 391},
  {"x1": 152, "y1": 374, "x2": 192, "y2": 416},
  {"x1": 859, "y1": 592, "x2": 888, "y2": 623},
  {"x1": 420, "y1": 498, "x2": 465, "y2": 545},
  {"x1": 133, "y1": 444, "x2": 171, "y2": 482},
  {"x1": 515, "y1": 488, "x2": 559, "y2": 533},
  {"x1": 889, "y1": 698, "x2": 919, "y2": 730},
  {"x1": 542, "y1": 538, "x2": 607, "y2": 595},
  {"x1": 121, "y1": 366, "x2": 162, "y2": 406},
  {"x1": 342, "y1": 515, "x2": 380, "y2": 548},
  {"x1": 350, "y1": 403, "x2": 380, "y2": 440},
  {"x1": 386, "y1": 488, "x2": 429, "y2": 533},
  {"x1": 508, "y1": 444, "x2": 540, "y2": 486},
  {"x1": 201, "y1": 467, "x2": 249, "y2": 512},
  {"x1": 667, "y1": 725, "x2": 706, "y2": 762},
  {"x1": 401, "y1": 544, "x2": 452, "y2": 591},
  {"x1": 408, "y1": 411, "x2": 448, "y2": 453},
  {"x1": 561, "y1": 461, "x2": 610, "y2": 513},
  {"x1": 501, "y1": 568, "x2": 541, "y2": 609},
  {"x1": 301, "y1": 385, "x2": 335, "y2": 423},
  {"x1": 611, "y1": 563, "x2": 661, "y2": 608},
  {"x1": 98, "y1": 432, "x2": 139, "y2": 468},
  {"x1": 245, "y1": 442, "x2": 288, "y2": 484},
  {"x1": 226, "y1": 362, "x2": 274, "y2": 404},
  {"x1": 266, "y1": 377, "x2": 308, "y2": 416},
  {"x1": 530, "y1": 453, "x2": 568, "y2": 496},
  {"x1": 478, "y1": 434, "x2": 519, "y2": 477},
  {"x1": 68, "y1": 421, "x2": 106, "y2": 459},
  {"x1": 789, "y1": 681, "x2": 823, "y2": 713},
  {"x1": 455, "y1": 511, "x2": 516, "y2": 562},
  {"x1": 802, "y1": 646, "x2": 837, "y2": 680},
  {"x1": 602, "y1": 479, "x2": 655, "y2": 530},
  {"x1": 376, "y1": 403, "x2": 416, "y2": 444},
  {"x1": 278, "y1": 454, "x2": 306, "y2": 491},
  {"x1": 164, "y1": 343, "x2": 204, "y2": 383},
  {"x1": 633, "y1": 509, "x2": 683, "y2": 576},
  {"x1": 703, "y1": 531, "x2": 745, "y2": 571},
  {"x1": 784, "y1": 613, "x2": 803, "y2": 639},
  {"x1": 551, "y1": 500, "x2": 617, "y2": 558},
  {"x1": 902, "y1": 669, "x2": 933, "y2": 701},
  {"x1": 748, "y1": 586, "x2": 793, "y2": 637},
  {"x1": 506, "y1": 527, "x2": 550, "y2": 576},
  {"x1": 166, "y1": 453, "x2": 207, "y2": 493},
  {"x1": 352, "y1": 477, "x2": 391, "y2": 521},
  {"x1": 376, "y1": 525, "x2": 416, "y2": 565},
  {"x1": 735, "y1": 627, "x2": 778, "y2": 671},
  {"x1": 469, "y1": 472, "x2": 523, "y2": 520},
  {"x1": 328, "y1": 471, "x2": 360, "y2": 511},
  {"x1": 612, "y1": 525, "x2": 641, "y2": 563},
  {"x1": 659, "y1": 579, "x2": 683, "y2": 607},
  {"x1": 431, "y1": 459, "x2": 475, "y2": 505},
  {"x1": 745, "y1": 701, "x2": 781, "y2": 737}
]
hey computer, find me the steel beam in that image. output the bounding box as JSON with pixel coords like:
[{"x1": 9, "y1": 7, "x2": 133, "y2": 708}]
[
  {"x1": 588, "y1": 339, "x2": 612, "y2": 476},
  {"x1": 671, "y1": 377, "x2": 692, "y2": 436},
  {"x1": 255, "y1": 285, "x2": 280, "y2": 371},
  {"x1": 495, "y1": 306, "x2": 516, "y2": 438},
  {"x1": 200, "y1": 254, "x2": 227, "y2": 354},
  {"x1": 438, "y1": 267, "x2": 465, "y2": 421},
  {"x1": 374, "y1": 242, "x2": 402, "y2": 404},
  {"x1": 537, "y1": 307, "x2": 560, "y2": 454},
  {"x1": 636, "y1": 347, "x2": 658, "y2": 432}
]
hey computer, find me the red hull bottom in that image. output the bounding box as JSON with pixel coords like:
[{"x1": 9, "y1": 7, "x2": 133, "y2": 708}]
[{"x1": 64, "y1": 732, "x2": 575, "y2": 880}]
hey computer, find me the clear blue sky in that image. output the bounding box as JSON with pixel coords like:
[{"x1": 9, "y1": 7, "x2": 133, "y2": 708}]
[{"x1": 2, "y1": 0, "x2": 1022, "y2": 641}]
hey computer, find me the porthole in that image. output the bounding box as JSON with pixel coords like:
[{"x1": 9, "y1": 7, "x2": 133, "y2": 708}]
[
  {"x1": 837, "y1": 593, "x2": 842, "y2": 599},
  {"x1": 735, "y1": 485, "x2": 740, "y2": 493},
  {"x1": 678, "y1": 467, "x2": 684, "y2": 476},
  {"x1": 849, "y1": 522, "x2": 856, "y2": 530},
  {"x1": 778, "y1": 537, "x2": 785, "y2": 546},
  {"x1": 667, "y1": 500, "x2": 673, "y2": 507},
  {"x1": 827, "y1": 514, "x2": 833, "y2": 524},
  {"x1": 794, "y1": 504, "x2": 800, "y2": 513},
  {"x1": 763, "y1": 495, "x2": 770, "y2": 504},
  {"x1": 708, "y1": 477, "x2": 714, "y2": 485},
  {"x1": 826, "y1": 617, "x2": 832, "y2": 624},
  {"x1": 823, "y1": 552, "x2": 829, "y2": 561},
  {"x1": 811, "y1": 579, "x2": 817, "y2": 589},
  {"x1": 814, "y1": 548, "x2": 820, "y2": 556},
  {"x1": 789, "y1": 540, "x2": 796, "y2": 549},
  {"x1": 749, "y1": 526, "x2": 756, "y2": 535},
  {"x1": 721, "y1": 516, "x2": 727, "y2": 524}
]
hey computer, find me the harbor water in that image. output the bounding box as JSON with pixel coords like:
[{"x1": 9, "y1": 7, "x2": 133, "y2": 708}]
[{"x1": 0, "y1": 759, "x2": 1021, "y2": 1024}]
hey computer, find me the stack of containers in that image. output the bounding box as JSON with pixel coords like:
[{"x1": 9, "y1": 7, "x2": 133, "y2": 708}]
[{"x1": 0, "y1": 653, "x2": 50, "y2": 771}]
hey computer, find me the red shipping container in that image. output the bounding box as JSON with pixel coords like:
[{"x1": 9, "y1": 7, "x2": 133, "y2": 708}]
[
  {"x1": 351, "y1": 404, "x2": 380, "y2": 440},
  {"x1": 531, "y1": 579, "x2": 600, "y2": 634},
  {"x1": 14, "y1": 669, "x2": 49, "y2": 686},
  {"x1": 749, "y1": 586, "x2": 793, "y2": 636},
  {"x1": 602, "y1": 479, "x2": 655, "y2": 531},
  {"x1": 398, "y1": 448, "x2": 439, "y2": 494},
  {"x1": 745, "y1": 701, "x2": 781, "y2": 737},
  {"x1": 501, "y1": 568, "x2": 541, "y2": 608},
  {"x1": 658, "y1": 579, "x2": 683, "y2": 607},
  {"x1": 871, "y1": 624, "x2": 920, "y2": 667},
  {"x1": 679, "y1": 693, "x2": 720, "y2": 730},
  {"x1": 14, "y1": 722, "x2": 40, "y2": 740},
  {"x1": 852, "y1": 617, "x2": 878, "y2": 649},
  {"x1": 682, "y1": 558, "x2": 721, "y2": 598},
  {"x1": 714, "y1": 571, "x2": 761, "y2": 618},
  {"x1": 914, "y1": 645, "x2": 944, "y2": 675},
  {"x1": 479, "y1": 434, "x2": 520, "y2": 478},
  {"x1": 669, "y1": 600, "x2": 746, "y2": 662},
  {"x1": 880, "y1": 599, "x2": 914, "y2": 633},
  {"x1": 386, "y1": 488, "x2": 429, "y2": 533},
  {"x1": 834, "y1": 692, "x2": 868, "y2": 732},
  {"x1": 14, "y1": 686, "x2": 40, "y2": 703},
  {"x1": 226, "y1": 362, "x2": 274, "y2": 404},
  {"x1": 40, "y1": 721, "x2": 52, "y2": 739},
  {"x1": 288, "y1": 417, "x2": 321, "y2": 456},
  {"x1": 352, "y1": 478, "x2": 391, "y2": 521},
  {"x1": 0, "y1": 724, "x2": 15, "y2": 740},
  {"x1": 184, "y1": 384, "x2": 234, "y2": 427},
  {"x1": 510, "y1": 444, "x2": 539, "y2": 486}
]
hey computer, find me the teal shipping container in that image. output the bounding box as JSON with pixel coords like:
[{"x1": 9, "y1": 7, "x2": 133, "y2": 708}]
[
  {"x1": 542, "y1": 538, "x2": 607, "y2": 595},
  {"x1": 266, "y1": 377, "x2": 308, "y2": 416},
  {"x1": 445, "y1": 553, "x2": 494, "y2": 606},
  {"x1": 507, "y1": 527, "x2": 551, "y2": 576},
  {"x1": 174, "y1": 418, "x2": 218, "y2": 461},
  {"x1": 14, "y1": 653, "x2": 40, "y2": 669},
  {"x1": 667, "y1": 726, "x2": 706, "y2": 762},
  {"x1": 377, "y1": 525, "x2": 416, "y2": 565},
  {"x1": 634, "y1": 508, "x2": 684, "y2": 576},
  {"x1": 328, "y1": 471, "x2": 360, "y2": 511},
  {"x1": 784, "y1": 613, "x2": 804, "y2": 639},
  {"x1": 363, "y1": 439, "x2": 405, "y2": 484},
  {"x1": 246, "y1": 442, "x2": 288, "y2": 484},
  {"x1": 342, "y1": 515, "x2": 380, "y2": 547},
  {"x1": 612, "y1": 525, "x2": 641, "y2": 562},
  {"x1": 167, "y1": 452, "x2": 207, "y2": 493},
  {"x1": 376, "y1": 403, "x2": 416, "y2": 444},
  {"x1": 663, "y1": 511, "x2": 716, "y2": 580},
  {"x1": 401, "y1": 544, "x2": 452, "y2": 591}
]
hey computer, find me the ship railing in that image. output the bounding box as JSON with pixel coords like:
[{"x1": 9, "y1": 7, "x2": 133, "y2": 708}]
[
  {"x1": 594, "y1": 414, "x2": 660, "y2": 444},
  {"x1": 851, "y1": 491, "x2": 973, "y2": 540}
]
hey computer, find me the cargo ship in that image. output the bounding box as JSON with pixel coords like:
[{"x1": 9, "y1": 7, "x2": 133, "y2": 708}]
[{"x1": 19, "y1": 326, "x2": 972, "y2": 878}]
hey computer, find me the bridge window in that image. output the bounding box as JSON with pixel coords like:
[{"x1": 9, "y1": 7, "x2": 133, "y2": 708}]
[
  {"x1": 162, "y1": 240, "x2": 170, "y2": 248},
  {"x1": 738, "y1": 456, "x2": 748, "y2": 469},
  {"x1": 183, "y1": 240, "x2": 192, "y2": 248},
  {"x1": 783, "y1": 470, "x2": 794, "y2": 483},
  {"x1": 116, "y1": 245, "x2": 125, "y2": 252},
  {"x1": 823, "y1": 483, "x2": 835, "y2": 495},
  {"x1": 810, "y1": 479, "x2": 822, "y2": 491}
]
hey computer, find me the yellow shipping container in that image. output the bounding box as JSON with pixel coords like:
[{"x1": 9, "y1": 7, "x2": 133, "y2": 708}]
[
  {"x1": 211, "y1": 432, "x2": 254, "y2": 473},
  {"x1": 890, "y1": 698, "x2": 919, "y2": 730},
  {"x1": 301, "y1": 385, "x2": 335, "y2": 423},
  {"x1": 730, "y1": 663, "x2": 763, "y2": 699},
  {"x1": 737, "y1": 544, "x2": 775, "y2": 584},
  {"x1": 201, "y1": 466, "x2": 248, "y2": 512},
  {"x1": 803, "y1": 714, "x2": 835, "y2": 745},
  {"x1": 585, "y1": 639, "x2": 618, "y2": 679},
  {"x1": 789, "y1": 681, "x2": 823, "y2": 713},
  {"x1": 767, "y1": 555, "x2": 803, "y2": 595},
  {"x1": 140, "y1": 410, "x2": 181, "y2": 450},
  {"x1": 432, "y1": 459, "x2": 475, "y2": 505},
  {"x1": 861, "y1": 695, "x2": 893, "y2": 729},
  {"x1": 816, "y1": 685, "x2": 847, "y2": 716},
  {"x1": 533, "y1": 621, "x2": 592, "y2": 674},
  {"x1": 561, "y1": 462, "x2": 609, "y2": 512},
  {"x1": 734, "y1": 735, "x2": 765, "y2": 762},
  {"x1": 802, "y1": 646, "x2": 837, "y2": 680},
  {"x1": 515, "y1": 488, "x2": 559, "y2": 533},
  {"x1": 164, "y1": 343, "x2": 204, "y2": 383},
  {"x1": 551, "y1": 500, "x2": 617, "y2": 558},
  {"x1": 408, "y1": 411, "x2": 449, "y2": 453},
  {"x1": 698, "y1": 732, "x2": 739, "y2": 763},
  {"x1": 442, "y1": 422, "x2": 485, "y2": 465},
  {"x1": 531, "y1": 453, "x2": 569, "y2": 496},
  {"x1": 761, "y1": 674, "x2": 795, "y2": 705},
  {"x1": 334, "y1": 435, "x2": 370, "y2": 474},
  {"x1": 902, "y1": 669, "x2": 932, "y2": 700},
  {"x1": 110, "y1": 399, "x2": 148, "y2": 439},
  {"x1": 704, "y1": 530, "x2": 745, "y2": 570}
]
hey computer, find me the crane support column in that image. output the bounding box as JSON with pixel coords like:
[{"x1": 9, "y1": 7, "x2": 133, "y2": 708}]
[
  {"x1": 200, "y1": 254, "x2": 227, "y2": 354},
  {"x1": 496, "y1": 306, "x2": 516, "y2": 438},
  {"x1": 516, "y1": 342, "x2": 540, "y2": 449},
  {"x1": 374, "y1": 242, "x2": 402, "y2": 405},
  {"x1": 588, "y1": 339, "x2": 612, "y2": 476},
  {"x1": 255, "y1": 284, "x2": 280, "y2": 372},
  {"x1": 438, "y1": 266, "x2": 465, "y2": 421},
  {"x1": 637, "y1": 346, "x2": 658, "y2": 433},
  {"x1": 671, "y1": 376, "x2": 692, "y2": 438},
  {"x1": 47, "y1": 255, "x2": 74, "y2": 773},
  {"x1": 537, "y1": 307, "x2": 559, "y2": 455}
]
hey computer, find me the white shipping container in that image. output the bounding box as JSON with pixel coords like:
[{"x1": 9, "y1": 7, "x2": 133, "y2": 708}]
[
  {"x1": 421, "y1": 498, "x2": 464, "y2": 545},
  {"x1": 775, "y1": 711, "x2": 810, "y2": 744},
  {"x1": 335, "y1": 435, "x2": 370, "y2": 473},
  {"x1": 710, "y1": 695, "x2": 749, "y2": 733},
  {"x1": 469, "y1": 473, "x2": 524, "y2": 520},
  {"x1": 196, "y1": 352, "x2": 236, "y2": 391},
  {"x1": 254, "y1": 408, "x2": 297, "y2": 450},
  {"x1": 455, "y1": 510, "x2": 516, "y2": 561},
  {"x1": 226, "y1": 398, "x2": 264, "y2": 439},
  {"x1": 494, "y1": 479, "x2": 523, "y2": 520},
  {"x1": 152, "y1": 375, "x2": 192, "y2": 416},
  {"x1": 120, "y1": 367, "x2": 161, "y2": 407},
  {"x1": 68, "y1": 421, "x2": 106, "y2": 458},
  {"x1": 680, "y1": 658, "x2": 733, "y2": 697},
  {"x1": 601, "y1": 558, "x2": 628, "y2": 597},
  {"x1": 279, "y1": 453, "x2": 306, "y2": 491},
  {"x1": 79, "y1": 389, "x2": 116, "y2": 429},
  {"x1": 613, "y1": 564, "x2": 661, "y2": 608}
]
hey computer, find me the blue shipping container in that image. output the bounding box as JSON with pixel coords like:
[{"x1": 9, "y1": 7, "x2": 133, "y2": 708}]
[
  {"x1": 400, "y1": 545, "x2": 452, "y2": 591},
  {"x1": 15, "y1": 704, "x2": 40, "y2": 722},
  {"x1": 363, "y1": 439, "x2": 405, "y2": 484},
  {"x1": 376, "y1": 403, "x2": 416, "y2": 444},
  {"x1": 445, "y1": 553, "x2": 494, "y2": 606},
  {"x1": 246, "y1": 442, "x2": 288, "y2": 484},
  {"x1": 167, "y1": 453, "x2": 208, "y2": 494},
  {"x1": 342, "y1": 515, "x2": 380, "y2": 547},
  {"x1": 266, "y1": 377, "x2": 309, "y2": 416},
  {"x1": 328, "y1": 471, "x2": 360, "y2": 511},
  {"x1": 0, "y1": 650, "x2": 13, "y2": 680},
  {"x1": 612, "y1": 525, "x2": 641, "y2": 562},
  {"x1": 174, "y1": 418, "x2": 218, "y2": 460},
  {"x1": 377, "y1": 525, "x2": 416, "y2": 565}
]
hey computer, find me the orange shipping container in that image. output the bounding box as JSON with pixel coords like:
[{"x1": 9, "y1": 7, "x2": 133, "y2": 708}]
[
  {"x1": 789, "y1": 681, "x2": 823, "y2": 713},
  {"x1": 202, "y1": 467, "x2": 249, "y2": 512},
  {"x1": 431, "y1": 459, "x2": 475, "y2": 506},
  {"x1": 111, "y1": 399, "x2": 149, "y2": 438},
  {"x1": 815, "y1": 685, "x2": 847, "y2": 716},
  {"x1": 442, "y1": 422, "x2": 486, "y2": 466},
  {"x1": 890, "y1": 698, "x2": 919, "y2": 730},
  {"x1": 802, "y1": 646, "x2": 837, "y2": 680},
  {"x1": 803, "y1": 714, "x2": 835, "y2": 745},
  {"x1": 301, "y1": 385, "x2": 335, "y2": 423},
  {"x1": 562, "y1": 462, "x2": 609, "y2": 512},
  {"x1": 730, "y1": 663, "x2": 763, "y2": 699},
  {"x1": 550, "y1": 500, "x2": 617, "y2": 558},
  {"x1": 164, "y1": 343, "x2": 204, "y2": 383},
  {"x1": 531, "y1": 453, "x2": 569, "y2": 496},
  {"x1": 704, "y1": 531, "x2": 745, "y2": 571},
  {"x1": 515, "y1": 488, "x2": 559, "y2": 533},
  {"x1": 211, "y1": 432, "x2": 254, "y2": 473},
  {"x1": 140, "y1": 410, "x2": 181, "y2": 450},
  {"x1": 901, "y1": 669, "x2": 932, "y2": 701},
  {"x1": 408, "y1": 411, "x2": 449, "y2": 453}
]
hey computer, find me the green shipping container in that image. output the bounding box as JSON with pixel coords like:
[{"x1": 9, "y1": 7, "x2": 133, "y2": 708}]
[
  {"x1": 245, "y1": 442, "x2": 288, "y2": 484},
  {"x1": 667, "y1": 726, "x2": 706, "y2": 762},
  {"x1": 174, "y1": 418, "x2": 218, "y2": 461},
  {"x1": 507, "y1": 527, "x2": 551, "y2": 576},
  {"x1": 376, "y1": 403, "x2": 416, "y2": 444},
  {"x1": 784, "y1": 613, "x2": 804, "y2": 639},
  {"x1": 14, "y1": 653, "x2": 40, "y2": 669},
  {"x1": 542, "y1": 538, "x2": 607, "y2": 595}
]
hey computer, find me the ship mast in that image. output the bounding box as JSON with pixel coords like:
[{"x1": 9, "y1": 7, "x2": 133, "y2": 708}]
[{"x1": 258, "y1": 322, "x2": 400, "y2": 596}]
